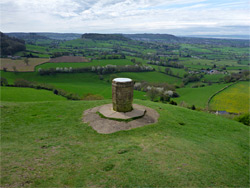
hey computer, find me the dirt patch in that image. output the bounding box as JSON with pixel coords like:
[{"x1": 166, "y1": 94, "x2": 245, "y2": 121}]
[
  {"x1": 49, "y1": 56, "x2": 90, "y2": 63},
  {"x1": 83, "y1": 104, "x2": 159, "y2": 134},
  {"x1": 0, "y1": 58, "x2": 49, "y2": 72}
]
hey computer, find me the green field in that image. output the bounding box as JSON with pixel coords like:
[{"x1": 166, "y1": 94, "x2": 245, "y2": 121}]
[
  {"x1": 1, "y1": 87, "x2": 66, "y2": 102},
  {"x1": 105, "y1": 72, "x2": 182, "y2": 85},
  {"x1": 174, "y1": 83, "x2": 230, "y2": 108},
  {"x1": 210, "y1": 81, "x2": 250, "y2": 113},
  {"x1": 203, "y1": 74, "x2": 225, "y2": 82},
  {"x1": 1, "y1": 99, "x2": 249, "y2": 187},
  {"x1": 36, "y1": 59, "x2": 134, "y2": 70},
  {"x1": 1, "y1": 71, "x2": 146, "y2": 100}
]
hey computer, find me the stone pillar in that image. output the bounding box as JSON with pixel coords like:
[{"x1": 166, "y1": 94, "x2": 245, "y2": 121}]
[{"x1": 112, "y1": 78, "x2": 134, "y2": 112}]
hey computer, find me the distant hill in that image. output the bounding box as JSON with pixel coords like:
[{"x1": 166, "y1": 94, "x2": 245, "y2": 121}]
[
  {"x1": 5, "y1": 32, "x2": 82, "y2": 41},
  {"x1": 124, "y1": 33, "x2": 179, "y2": 42},
  {"x1": 37, "y1": 33, "x2": 82, "y2": 40},
  {"x1": 5, "y1": 32, "x2": 50, "y2": 41},
  {"x1": 82, "y1": 33, "x2": 131, "y2": 41},
  {"x1": 184, "y1": 35, "x2": 250, "y2": 40},
  {"x1": 0, "y1": 32, "x2": 26, "y2": 56}
]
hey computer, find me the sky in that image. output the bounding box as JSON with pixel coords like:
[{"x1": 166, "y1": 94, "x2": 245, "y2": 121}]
[{"x1": 0, "y1": 0, "x2": 249, "y2": 35}]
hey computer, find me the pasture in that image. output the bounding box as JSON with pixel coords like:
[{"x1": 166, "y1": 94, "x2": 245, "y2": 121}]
[
  {"x1": 104, "y1": 72, "x2": 182, "y2": 85},
  {"x1": 210, "y1": 81, "x2": 250, "y2": 113},
  {"x1": 1, "y1": 87, "x2": 66, "y2": 102},
  {"x1": 203, "y1": 74, "x2": 225, "y2": 82},
  {"x1": 174, "y1": 83, "x2": 230, "y2": 108},
  {"x1": 1, "y1": 71, "x2": 146, "y2": 100}
]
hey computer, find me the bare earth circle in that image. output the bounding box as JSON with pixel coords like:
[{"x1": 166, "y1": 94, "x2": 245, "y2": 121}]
[{"x1": 83, "y1": 104, "x2": 159, "y2": 134}]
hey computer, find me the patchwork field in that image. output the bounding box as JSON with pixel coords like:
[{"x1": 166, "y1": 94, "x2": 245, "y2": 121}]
[
  {"x1": 36, "y1": 59, "x2": 134, "y2": 70},
  {"x1": 174, "y1": 83, "x2": 230, "y2": 108},
  {"x1": 1, "y1": 71, "x2": 146, "y2": 100},
  {"x1": 210, "y1": 81, "x2": 250, "y2": 113},
  {"x1": 0, "y1": 58, "x2": 49, "y2": 72}
]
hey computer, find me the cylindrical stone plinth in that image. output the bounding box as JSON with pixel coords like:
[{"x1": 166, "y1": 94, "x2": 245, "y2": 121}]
[{"x1": 112, "y1": 78, "x2": 134, "y2": 112}]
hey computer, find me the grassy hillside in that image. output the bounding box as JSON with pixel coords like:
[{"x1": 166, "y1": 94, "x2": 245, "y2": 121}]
[
  {"x1": 210, "y1": 81, "x2": 250, "y2": 113},
  {"x1": 1, "y1": 87, "x2": 66, "y2": 102},
  {"x1": 174, "y1": 83, "x2": 230, "y2": 108},
  {"x1": 1, "y1": 99, "x2": 249, "y2": 187}
]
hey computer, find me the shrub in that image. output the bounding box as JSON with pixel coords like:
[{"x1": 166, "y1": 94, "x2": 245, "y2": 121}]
[
  {"x1": 14, "y1": 79, "x2": 32, "y2": 87},
  {"x1": 235, "y1": 113, "x2": 250, "y2": 126},
  {"x1": 53, "y1": 89, "x2": 58, "y2": 95},
  {"x1": 169, "y1": 100, "x2": 177, "y2": 105},
  {"x1": 0, "y1": 77, "x2": 8, "y2": 86}
]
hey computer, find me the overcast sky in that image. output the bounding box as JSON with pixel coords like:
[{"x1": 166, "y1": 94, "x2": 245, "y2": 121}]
[{"x1": 1, "y1": 0, "x2": 249, "y2": 35}]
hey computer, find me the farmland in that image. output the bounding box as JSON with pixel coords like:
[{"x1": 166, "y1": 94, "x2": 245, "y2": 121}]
[
  {"x1": 36, "y1": 59, "x2": 134, "y2": 70},
  {"x1": 1, "y1": 71, "x2": 147, "y2": 99},
  {"x1": 1, "y1": 33, "x2": 249, "y2": 112},
  {"x1": 174, "y1": 83, "x2": 230, "y2": 108},
  {"x1": 0, "y1": 58, "x2": 49, "y2": 72},
  {"x1": 1, "y1": 32, "x2": 249, "y2": 187},
  {"x1": 1, "y1": 87, "x2": 66, "y2": 102},
  {"x1": 209, "y1": 81, "x2": 250, "y2": 113}
]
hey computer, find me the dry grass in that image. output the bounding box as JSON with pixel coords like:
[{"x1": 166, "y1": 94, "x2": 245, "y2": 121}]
[
  {"x1": 0, "y1": 58, "x2": 49, "y2": 72},
  {"x1": 49, "y1": 56, "x2": 89, "y2": 63}
]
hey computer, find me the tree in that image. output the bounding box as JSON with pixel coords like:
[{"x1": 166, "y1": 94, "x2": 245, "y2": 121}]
[
  {"x1": 0, "y1": 77, "x2": 8, "y2": 86},
  {"x1": 147, "y1": 88, "x2": 158, "y2": 101},
  {"x1": 157, "y1": 66, "x2": 162, "y2": 72},
  {"x1": 165, "y1": 67, "x2": 170, "y2": 74},
  {"x1": 24, "y1": 58, "x2": 29, "y2": 66},
  {"x1": 12, "y1": 66, "x2": 17, "y2": 73},
  {"x1": 53, "y1": 89, "x2": 58, "y2": 95}
]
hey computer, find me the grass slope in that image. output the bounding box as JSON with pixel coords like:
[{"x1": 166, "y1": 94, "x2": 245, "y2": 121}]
[
  {"x1": 210, "y1": 81, "x2": 250, "y2": 113},
  {"x1": 1, "y1": 87, "x2": 66, "y2": 102},
  {"x1": 1, "y1": 99, "x2": 249, "y2": 187},
  {"x1": 174, "y1": 83, "x2": 230, "y2": 108}
]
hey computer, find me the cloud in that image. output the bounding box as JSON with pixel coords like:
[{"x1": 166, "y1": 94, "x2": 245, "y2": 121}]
[{"x1": 0, "y1": 0, "x2": 249, "y2": 35}]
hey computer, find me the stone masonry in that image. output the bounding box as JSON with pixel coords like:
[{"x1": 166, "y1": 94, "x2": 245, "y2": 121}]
[{"x1": 112, "y1": 78, "x2": 134, "y2": 112}]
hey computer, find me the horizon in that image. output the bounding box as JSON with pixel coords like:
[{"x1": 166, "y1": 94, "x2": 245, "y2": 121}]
[{"x1": 1, "y1": 0, "x2": 249, "y2": 36}]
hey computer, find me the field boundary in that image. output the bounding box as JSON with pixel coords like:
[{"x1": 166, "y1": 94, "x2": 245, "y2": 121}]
[{"x1": 206, "y1": 80, "x2": 241, "y2": 110}]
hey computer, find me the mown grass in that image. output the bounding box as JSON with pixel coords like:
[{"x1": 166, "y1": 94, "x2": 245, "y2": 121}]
[
  {"x1": 1, "y1": 99, "x2": 249, "y2": 187},
  {"x1": 210, "y1": 81, "x2": 250, "y2": 113},
  {"x1": 1, "y1": 87, "x2": 66, "y2": 102},
  {"x1": 174, "y1": 83, "x2": 230, "y2": 108}
]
